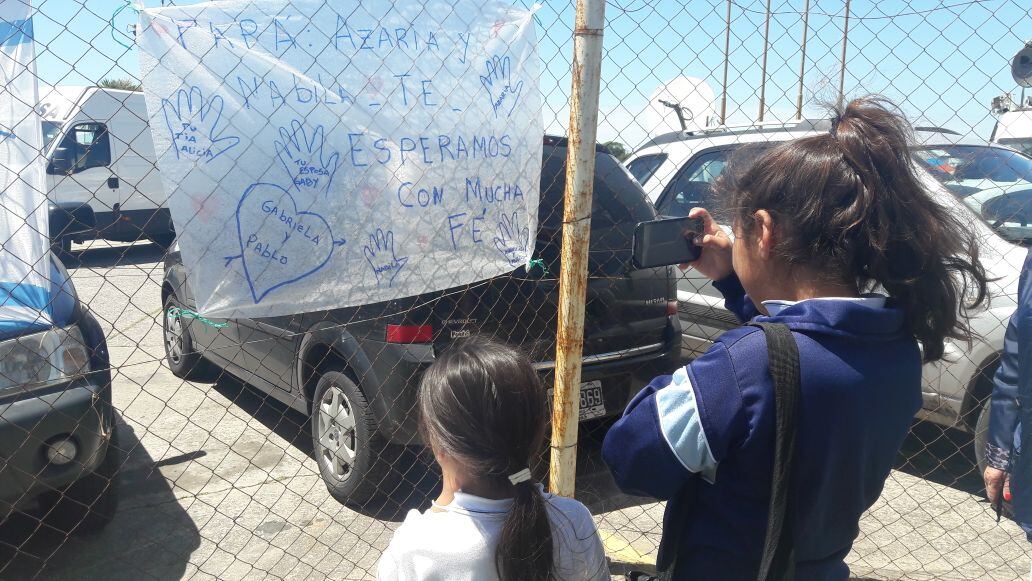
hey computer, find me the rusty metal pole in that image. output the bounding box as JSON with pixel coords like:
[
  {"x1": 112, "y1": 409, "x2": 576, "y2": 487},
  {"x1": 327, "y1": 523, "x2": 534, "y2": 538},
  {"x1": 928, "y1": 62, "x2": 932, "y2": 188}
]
[
  {"x1": 549, "y1": 0, "x2": 605, "y2": 498},
  {"x1": 838, "y1": 0, "x2": 851, "y2": 109},
  {"x1": 796, "y1": 0, "x2": 810, "y2": 119},
  {"x1": 720, "y1": 0, "x2": 731, "y2": 125},
  {"x1": 758, "y1": 0, "x2": 772, "y2": 122}
]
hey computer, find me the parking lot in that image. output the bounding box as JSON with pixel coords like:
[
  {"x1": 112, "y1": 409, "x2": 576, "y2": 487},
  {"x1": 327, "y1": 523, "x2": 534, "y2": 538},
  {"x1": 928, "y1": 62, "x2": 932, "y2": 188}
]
[{"x1": 0, "y1": 240, "x2": 1028, "y2": 580}]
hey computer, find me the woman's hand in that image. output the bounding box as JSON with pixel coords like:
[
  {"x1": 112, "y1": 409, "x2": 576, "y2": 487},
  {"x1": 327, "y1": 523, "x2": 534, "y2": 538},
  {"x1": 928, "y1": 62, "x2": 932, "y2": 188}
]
[
  {"x1": 984, "y1": 466, "x2": 1010, "y2": 506},
  {"x1": 681, "y1": 208, "x2": 733, "y2": 281}
]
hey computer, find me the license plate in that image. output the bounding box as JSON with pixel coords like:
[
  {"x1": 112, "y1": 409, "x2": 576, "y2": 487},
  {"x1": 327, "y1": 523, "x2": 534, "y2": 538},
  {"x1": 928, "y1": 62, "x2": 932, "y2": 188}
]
[{"x1": 548, "y1": 380, "x2": 606, "y2": 421}]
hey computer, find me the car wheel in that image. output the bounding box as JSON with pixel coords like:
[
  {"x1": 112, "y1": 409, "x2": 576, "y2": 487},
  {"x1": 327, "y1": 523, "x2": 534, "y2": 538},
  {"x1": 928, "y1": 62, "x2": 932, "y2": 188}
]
[
  {"x1": 311, "y1": 371, "x2": 398, "y2": 506},
  {"x1": 42, "y1": 425, "x2": 121, "y2": 536},
  {"x1": 163, "y1": 294, "x2": 217, "y2": 381}
]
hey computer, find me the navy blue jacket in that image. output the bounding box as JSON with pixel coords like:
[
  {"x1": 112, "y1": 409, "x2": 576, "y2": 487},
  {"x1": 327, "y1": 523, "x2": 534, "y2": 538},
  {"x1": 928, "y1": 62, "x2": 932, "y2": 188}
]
[
  {"x1": 986, "y1": 247, "x2": 1032, "y2": 531},
  {"x1": 602, "y1": 274, "x2": 922, "y2": 580}
]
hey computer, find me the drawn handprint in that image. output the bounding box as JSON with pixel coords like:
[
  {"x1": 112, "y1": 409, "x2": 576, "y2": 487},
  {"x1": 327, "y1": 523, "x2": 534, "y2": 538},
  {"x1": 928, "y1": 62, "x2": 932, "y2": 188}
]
[
  {"x1": 275, "y1": 120, "x2": 341, "y2": 197},
  {"x1": 364, "y1": 228, "x2": 409, "y2": 288},
  {"x1": 161, "y1": 85, "x2": 239, "y2": 163},
  {"x1": 479, "y1": 55, "x2": 524, "y2": 118},
  {"x1": 493, "y1": 211, "x2": 530, "y2": 267}
]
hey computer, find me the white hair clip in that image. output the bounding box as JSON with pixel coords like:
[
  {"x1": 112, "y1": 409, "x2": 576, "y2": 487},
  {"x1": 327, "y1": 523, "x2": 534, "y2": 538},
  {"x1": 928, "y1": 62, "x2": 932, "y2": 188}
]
[{"x1": 508, "y1": 468, "x2": 532, "y2": 485}]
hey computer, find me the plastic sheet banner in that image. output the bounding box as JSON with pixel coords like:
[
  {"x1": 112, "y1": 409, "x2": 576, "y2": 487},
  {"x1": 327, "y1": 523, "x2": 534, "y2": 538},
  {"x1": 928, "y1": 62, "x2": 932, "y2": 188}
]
[
  {"x1": 137, "y1": 0, "x2": 542, "y2": 318},
  {"x1": 0, "y1": 0, "x2": 51, "y2": 336}
]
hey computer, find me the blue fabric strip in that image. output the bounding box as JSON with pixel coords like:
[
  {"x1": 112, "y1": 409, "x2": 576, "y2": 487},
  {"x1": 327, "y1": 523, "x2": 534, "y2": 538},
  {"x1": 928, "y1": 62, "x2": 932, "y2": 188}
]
[
  {"x1": 0, "y1": 18, "x2": 33, "y2": 47},
  {"x1": 0, "y1": 312, "x2": 49, "y2": 338},
  {"x1": 0, "y1": 282, "x2": 50, "y2": 310},
  {"x1": 654, "y1": 366, "x2": 718, "y2": 483}
]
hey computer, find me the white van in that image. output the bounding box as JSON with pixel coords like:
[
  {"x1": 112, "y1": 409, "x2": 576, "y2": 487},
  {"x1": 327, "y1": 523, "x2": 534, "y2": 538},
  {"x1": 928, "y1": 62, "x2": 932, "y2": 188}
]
[
  {"x1": 991, "y1": 107, "x2": 1032, "y2": 157},
  {"x1": 38, "y1": 86, "x2": 172, "y2": 252},
  {"x1": 989, "y1": 92, "x2": 1032, "y2": 156}
]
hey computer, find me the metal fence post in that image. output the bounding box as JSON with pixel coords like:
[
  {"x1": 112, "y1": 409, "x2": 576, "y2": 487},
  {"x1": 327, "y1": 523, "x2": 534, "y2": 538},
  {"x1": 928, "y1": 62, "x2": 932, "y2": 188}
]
[
  {"x1": 720, "y1": 0, "x2": 731, "y2": 125},
  {"x1": 757, "y1": 0, "x2": 772, "y2": 122},
  {"x1": 838, "y1": 0, "x2": 851, "y2": 109},
  {"x1": 548, "y1": 0, "x2": 606, "y2": 498},
  {"x1": 796, "y1": 0, "x2": 810, "y2": 119}
]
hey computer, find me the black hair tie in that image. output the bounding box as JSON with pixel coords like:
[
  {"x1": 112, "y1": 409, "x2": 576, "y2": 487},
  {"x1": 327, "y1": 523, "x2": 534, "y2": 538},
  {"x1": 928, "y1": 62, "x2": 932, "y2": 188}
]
[{"x1": 829, "y1": 115, "x2": 842, "y2": 138}]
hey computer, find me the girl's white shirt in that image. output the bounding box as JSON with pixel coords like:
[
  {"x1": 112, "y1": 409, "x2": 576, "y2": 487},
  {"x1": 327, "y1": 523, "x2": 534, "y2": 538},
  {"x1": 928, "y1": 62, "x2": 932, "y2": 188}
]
[{"x1": 377, "y1": 484, "x2": 609, "y2": 581}]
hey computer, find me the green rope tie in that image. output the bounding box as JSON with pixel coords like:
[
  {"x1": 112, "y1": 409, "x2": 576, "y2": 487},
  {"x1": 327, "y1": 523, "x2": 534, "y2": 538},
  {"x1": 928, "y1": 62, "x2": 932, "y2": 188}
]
[
  {"x1": 167, "y1": 306, "x2": 229, "y2": 328},
  {"x1": 528, "y1": 258, "x2": 549, "y2": 276}
]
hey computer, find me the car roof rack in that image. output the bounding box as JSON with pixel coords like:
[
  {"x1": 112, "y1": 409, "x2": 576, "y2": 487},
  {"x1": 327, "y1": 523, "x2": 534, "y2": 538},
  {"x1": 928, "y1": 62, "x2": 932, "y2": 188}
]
[
  {"x1": 638, "y1": 118, "x2": 833, "y2": 150},
  {"x1": 914, "y1": 126, "x2": 961, "y2": 136}
]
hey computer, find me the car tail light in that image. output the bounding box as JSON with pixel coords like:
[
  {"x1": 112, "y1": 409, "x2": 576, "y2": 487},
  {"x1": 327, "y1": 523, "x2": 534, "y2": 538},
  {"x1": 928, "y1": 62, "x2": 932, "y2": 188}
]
[
  {"x1": 666, "y1": 300, "x2": 679, "y2": 316},
  {"x1": 386, "y1": 324, "x2": 433, "y2": 344}
]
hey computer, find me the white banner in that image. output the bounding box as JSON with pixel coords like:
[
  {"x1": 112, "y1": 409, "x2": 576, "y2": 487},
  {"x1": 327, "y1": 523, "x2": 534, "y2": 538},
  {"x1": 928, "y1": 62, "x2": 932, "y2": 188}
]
[
  {"x1": 0, "y1": 0, "x2": 51, "y2": 335},
  {"x1": 137, "y1": 0, "x2": 542, "y2": 318}
]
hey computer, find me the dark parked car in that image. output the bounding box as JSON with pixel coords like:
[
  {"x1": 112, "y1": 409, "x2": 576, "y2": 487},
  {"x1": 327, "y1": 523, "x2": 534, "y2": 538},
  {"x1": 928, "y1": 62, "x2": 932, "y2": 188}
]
[
  {"x1": 0, "y1": 259, "x2": 119, "y2": 533},
  {"x1": 161, "y1": 137, "x2": 681, "y2": 504}
]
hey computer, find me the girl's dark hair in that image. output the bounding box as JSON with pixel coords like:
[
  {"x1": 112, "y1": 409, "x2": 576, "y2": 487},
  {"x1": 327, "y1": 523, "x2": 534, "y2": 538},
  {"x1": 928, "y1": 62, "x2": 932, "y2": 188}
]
[
  {"x1": 418, "y1": 339, "x2": 554, "y2": 581},
  {"x1": 721, "y1": 96, "x2": 989, "y2": 362}
]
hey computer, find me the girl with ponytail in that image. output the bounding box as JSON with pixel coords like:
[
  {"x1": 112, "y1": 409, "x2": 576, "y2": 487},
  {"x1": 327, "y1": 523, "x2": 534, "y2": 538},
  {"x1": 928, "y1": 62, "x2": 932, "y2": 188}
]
[
  {"x1": 378, "y1": 338, "x2": 608, "y2": 581},
  {"x1": 604, "y1": 96, "x2": 989, "y2": 580}
]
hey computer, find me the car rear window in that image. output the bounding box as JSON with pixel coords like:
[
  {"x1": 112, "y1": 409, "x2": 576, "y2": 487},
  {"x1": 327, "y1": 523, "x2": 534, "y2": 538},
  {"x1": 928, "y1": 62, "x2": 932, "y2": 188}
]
[
  {"x1": 537, "y1": 145, "x2": 657, "y2": 274},
  {"x1": 539, "y1": 145, "x2": 656, "y2": 230},
  {"x1": 627, "y1": 153, "x2": 667, "y2": 186}
]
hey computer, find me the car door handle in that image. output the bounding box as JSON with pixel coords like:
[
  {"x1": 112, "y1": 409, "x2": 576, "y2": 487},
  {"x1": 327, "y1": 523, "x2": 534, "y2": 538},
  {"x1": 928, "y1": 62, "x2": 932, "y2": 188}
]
[{"x1": 107, "y1": 176, "x2": 119, "y2": 189}]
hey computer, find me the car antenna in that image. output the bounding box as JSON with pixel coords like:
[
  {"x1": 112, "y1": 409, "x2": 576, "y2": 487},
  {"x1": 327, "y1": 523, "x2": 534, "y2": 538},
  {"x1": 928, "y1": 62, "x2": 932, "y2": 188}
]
[{"x1": 658, "y1": 99, "x2": 690, "y2": 132}]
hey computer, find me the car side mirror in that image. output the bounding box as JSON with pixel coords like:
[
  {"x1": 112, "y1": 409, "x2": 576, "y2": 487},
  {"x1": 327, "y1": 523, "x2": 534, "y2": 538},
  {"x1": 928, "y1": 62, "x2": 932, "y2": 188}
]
[{"x1": 48, "y1": 147, "x2": 72, "y2": 175}]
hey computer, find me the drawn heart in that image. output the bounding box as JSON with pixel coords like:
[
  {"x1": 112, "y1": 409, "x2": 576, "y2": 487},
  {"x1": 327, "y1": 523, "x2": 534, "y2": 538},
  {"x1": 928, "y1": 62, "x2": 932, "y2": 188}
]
[{"x1": 235, "y1": 182, "x2": 340, "y2": 304}]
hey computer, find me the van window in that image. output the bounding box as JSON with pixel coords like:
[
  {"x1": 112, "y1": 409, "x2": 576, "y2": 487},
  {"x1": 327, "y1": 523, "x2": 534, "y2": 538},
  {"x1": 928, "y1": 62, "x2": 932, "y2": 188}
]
[
  {"x1": 60, "y1": 122, "x2": 111, "y2": 173},
  {"x1": 657, "y1": 150, "x2": 729, "y2": 217},
  {"x1": 627, "y1": 153, "x2": 667, "y2": 185},
  {"x1": 42, "y1": 121, "x2": 61, "y2": 149}
]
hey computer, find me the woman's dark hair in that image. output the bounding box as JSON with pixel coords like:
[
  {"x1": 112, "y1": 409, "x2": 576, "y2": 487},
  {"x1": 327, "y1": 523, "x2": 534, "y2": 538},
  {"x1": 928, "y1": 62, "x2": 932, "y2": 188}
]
[
  {"x1": 418, "y1": 338, "x2": 554, "y2": 581},
  {"x1": 720, "y1": 96, "x2": 989, "y2": 362}
]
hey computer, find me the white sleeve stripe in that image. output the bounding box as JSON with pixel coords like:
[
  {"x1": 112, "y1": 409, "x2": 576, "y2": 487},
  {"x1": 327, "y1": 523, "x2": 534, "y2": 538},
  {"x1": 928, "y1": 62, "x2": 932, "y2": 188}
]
[{"x1": 654, "y1": 366, "x2": 718, "y2": 484}]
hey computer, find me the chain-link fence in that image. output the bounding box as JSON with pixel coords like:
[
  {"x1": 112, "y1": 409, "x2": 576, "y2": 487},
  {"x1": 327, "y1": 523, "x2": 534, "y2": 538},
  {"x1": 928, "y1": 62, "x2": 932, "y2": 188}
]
[{"x1": 0, "y1": 0, "x2": 1030, "y2": 579}]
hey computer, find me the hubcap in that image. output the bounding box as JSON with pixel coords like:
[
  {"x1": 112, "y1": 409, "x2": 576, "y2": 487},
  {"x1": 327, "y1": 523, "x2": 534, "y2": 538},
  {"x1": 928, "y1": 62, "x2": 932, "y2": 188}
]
[
  {"x1": 317, "y1": 384, "x2": 357, "y2": 481},
  {"x1": 164, "y1": 309, "x2": 185, "y2": 365}
]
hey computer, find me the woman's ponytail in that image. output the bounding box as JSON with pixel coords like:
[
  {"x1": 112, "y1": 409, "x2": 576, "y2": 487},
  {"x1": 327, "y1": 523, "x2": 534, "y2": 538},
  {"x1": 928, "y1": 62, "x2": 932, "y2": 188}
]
[
  {"x1": 725, "y1": 96, "x2": 989, "y2": 361},
  {"x1": 496, "y1": 480, "x2": 555, "y2": 581}
]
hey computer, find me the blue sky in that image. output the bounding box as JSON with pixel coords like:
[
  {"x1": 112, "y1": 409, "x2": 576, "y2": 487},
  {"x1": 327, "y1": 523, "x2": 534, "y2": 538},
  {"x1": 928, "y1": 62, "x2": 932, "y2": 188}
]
[{"x1": 31, "y1": 0, "x2": 1031, "y2": 149}]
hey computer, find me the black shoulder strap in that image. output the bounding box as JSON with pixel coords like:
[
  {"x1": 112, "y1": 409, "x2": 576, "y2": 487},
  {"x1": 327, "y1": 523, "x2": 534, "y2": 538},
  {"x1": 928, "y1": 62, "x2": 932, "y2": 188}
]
[{"x1": 748, "y1": 322, "x2": 801, "y2": 581}]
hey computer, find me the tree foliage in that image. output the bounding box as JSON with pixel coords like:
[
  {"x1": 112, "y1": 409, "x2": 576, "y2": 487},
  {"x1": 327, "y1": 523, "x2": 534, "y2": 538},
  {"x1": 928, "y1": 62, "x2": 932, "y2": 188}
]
[
  {"x1": 98, "y1": 78, "x2": 142, "y2": 92},
  {"x1": 602, "y1": 141, "x2": 629, "y2": 161}
]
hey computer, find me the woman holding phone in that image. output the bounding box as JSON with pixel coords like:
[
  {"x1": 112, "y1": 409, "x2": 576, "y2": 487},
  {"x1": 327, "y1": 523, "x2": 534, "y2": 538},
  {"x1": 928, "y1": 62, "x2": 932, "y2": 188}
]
[{"x1": 603, "y1": 97, "x2": 989, "y2": 580}]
